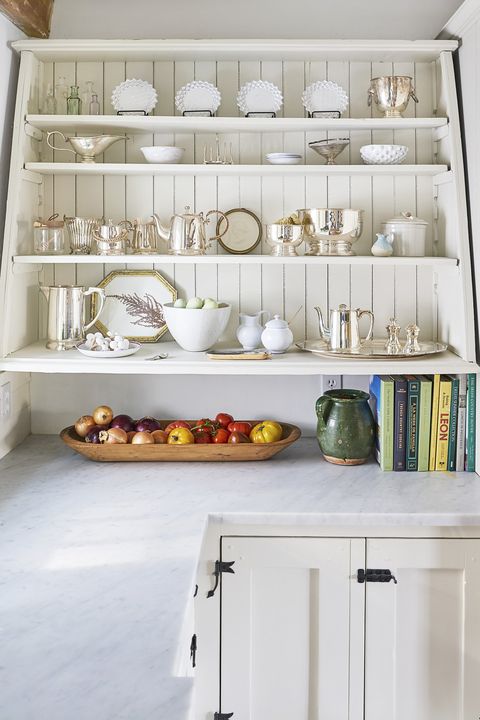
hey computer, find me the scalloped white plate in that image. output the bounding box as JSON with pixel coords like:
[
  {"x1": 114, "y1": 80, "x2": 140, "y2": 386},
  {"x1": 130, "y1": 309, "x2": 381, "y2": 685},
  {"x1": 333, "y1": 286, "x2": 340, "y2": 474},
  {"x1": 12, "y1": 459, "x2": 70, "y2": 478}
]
[
  {"x1": 302, "y1": 80, "x2": 349, "y2": 114},
  {"x1": 237, "y1": 80, "x2": 283, "y2": 115},
  {"x1": 175, "y1": 81, "x2": 221, "y2": 113},
  {"x1": 111, "y1": 79, "x2": 158, "y2": 114}
]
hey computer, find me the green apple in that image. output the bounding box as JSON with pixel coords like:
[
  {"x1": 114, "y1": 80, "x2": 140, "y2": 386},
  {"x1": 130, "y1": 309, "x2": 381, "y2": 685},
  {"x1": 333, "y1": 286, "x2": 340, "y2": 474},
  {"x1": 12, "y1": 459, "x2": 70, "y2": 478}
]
[
  {"x1": 173, "y1": 298, "x2": 187, "y2": 308},
  {"x1": 203, "y1": 298, "x2": 218, "y2": 309},
  {"x1": 186, "y1": 296, "x2": 204, "y2": 309}
]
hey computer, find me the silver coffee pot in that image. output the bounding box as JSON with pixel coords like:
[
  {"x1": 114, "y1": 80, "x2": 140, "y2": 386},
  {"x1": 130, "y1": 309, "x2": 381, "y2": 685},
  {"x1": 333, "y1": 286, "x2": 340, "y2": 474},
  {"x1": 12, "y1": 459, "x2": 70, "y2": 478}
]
[
  {"x1": 315, "y1": 304, "x2": 374, "y2": 350},
  {"x1": 40, "y1": 285, "x2": 105, "y2": 350},
  {"x1": 151, "y1": 206, "x2": 229, "y2": 255}
]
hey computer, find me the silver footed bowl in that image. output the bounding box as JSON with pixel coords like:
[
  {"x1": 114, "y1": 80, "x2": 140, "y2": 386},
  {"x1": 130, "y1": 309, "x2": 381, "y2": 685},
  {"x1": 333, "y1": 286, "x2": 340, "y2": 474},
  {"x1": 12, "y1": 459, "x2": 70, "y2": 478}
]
[
  {"x1": 309, "y1": 138, "x2": 349, "y2": 165},
  {"x1": 368, "y1": 75, "x2": 418, "y2": 118},
  {"x1": 297, "y1": 208, "x2": 363, "y2": 256},
  {"x1": 266, "y1": 224, "x2": 304, "y2": 256}
]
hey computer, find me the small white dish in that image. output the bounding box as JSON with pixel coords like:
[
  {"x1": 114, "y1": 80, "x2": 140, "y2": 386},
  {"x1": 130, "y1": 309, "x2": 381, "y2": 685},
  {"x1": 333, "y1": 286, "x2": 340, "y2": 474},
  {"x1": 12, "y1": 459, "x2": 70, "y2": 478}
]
[
  {"x1": 76, "y1": 341, "x2": 141, "y2": 358},
  {"x1": 360, "y1": 144, "x2": 408, "y2": 165},
  {"x1": 302, "y1": 81, "x2": 349, "y2": 115},
  {"x1": 266, "y1": 154, "x2": 302, "y2": 165},
  {"x1": 237, "y1": 81, "x2": 283, "y2": 115},
  {"x1": 175, "y1": 81, "x2": 221, "y2": 114},
  {"x1": 141, "y1": 146, "x2": 185, "y2": 164},
  {"x1": 111, "y1": 79, "x2": 157, "y2": 114}
]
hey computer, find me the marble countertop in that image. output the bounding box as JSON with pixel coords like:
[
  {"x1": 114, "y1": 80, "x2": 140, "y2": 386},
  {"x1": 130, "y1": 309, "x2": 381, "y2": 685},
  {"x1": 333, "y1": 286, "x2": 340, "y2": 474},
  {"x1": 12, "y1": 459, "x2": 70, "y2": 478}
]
[{"x1": 1, "y1": 435, "x2": 480, "y2": 720}]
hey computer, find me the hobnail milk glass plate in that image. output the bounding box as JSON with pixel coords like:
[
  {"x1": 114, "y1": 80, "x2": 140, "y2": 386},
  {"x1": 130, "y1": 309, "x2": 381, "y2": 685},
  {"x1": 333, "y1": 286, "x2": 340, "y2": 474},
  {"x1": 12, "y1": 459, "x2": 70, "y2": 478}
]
[
  {"x1": 302, "y1": 81, "x2": 349, "y2": 114},
  {"x1": 76, "y1": 341, "x2": 141, "y2": 358},
  {"x1": 111, "y1": 79, "x2": 158, "y2": 114},
  {"x1": 237, "y1": 81, "x2": 283, "y2": 114},
  {"x1": 175, "y1": 81, "x2": 221, "y2": 113}
]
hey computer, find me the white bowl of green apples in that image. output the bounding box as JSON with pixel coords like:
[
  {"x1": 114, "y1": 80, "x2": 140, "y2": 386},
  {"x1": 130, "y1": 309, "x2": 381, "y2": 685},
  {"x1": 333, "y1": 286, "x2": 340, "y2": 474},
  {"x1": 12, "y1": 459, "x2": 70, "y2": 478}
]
[{"x1": 163, "y1": 297, "x2": 231, "y2": 351}]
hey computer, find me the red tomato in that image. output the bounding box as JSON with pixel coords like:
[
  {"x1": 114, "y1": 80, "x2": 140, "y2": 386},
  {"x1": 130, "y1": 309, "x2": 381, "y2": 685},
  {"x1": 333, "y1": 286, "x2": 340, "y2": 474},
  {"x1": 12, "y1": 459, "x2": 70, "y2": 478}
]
[
  {"x1": 192, "y1": 418, "x2": 218, "y2": 435},
  {"x1": 227, "y1": 421, "x2": 252, "y2": 435},
  {"x1": 164, "y1": 420, "x2": 191, "y2": 433},
  {"x1": 194, "y1": 430, "x2": 212, "y2": 444},
  {"x1": 227, "y1": 431, "x2": 251, "y2": 444},
  {"x1": 212, "y1": 428, "x2": 230, "y2": 444},
  {"x1": 215, "y1": 412, "x2": 234, "y2": 429}
]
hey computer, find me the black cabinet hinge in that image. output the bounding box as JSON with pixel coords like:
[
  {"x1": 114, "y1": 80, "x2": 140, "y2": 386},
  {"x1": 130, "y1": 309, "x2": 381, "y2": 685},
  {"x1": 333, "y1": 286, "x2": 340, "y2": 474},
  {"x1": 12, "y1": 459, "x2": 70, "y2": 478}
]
[
  {"x1": 207, "y1": 560, "x2": 235, "y2": 598},
  {"x1": 357, "y1": 568, "x2": 397, "y2": 584},
  {"x1": 190, "y1": 633, "x2": 197, "y2": 668},
  {"x1": 214, "y1": 713, "x2": 234, "y2": 720}
]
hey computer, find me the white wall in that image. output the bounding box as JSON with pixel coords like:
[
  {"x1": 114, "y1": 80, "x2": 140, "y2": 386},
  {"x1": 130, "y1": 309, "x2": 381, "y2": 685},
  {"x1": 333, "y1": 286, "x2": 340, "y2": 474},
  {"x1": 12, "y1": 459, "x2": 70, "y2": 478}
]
[
  {"x1": 0, "y1": 14, "x2": 30, "y2": 457},
  {"x1": 441, "y1": 0, "x2": 480, "y2": 358},
  {"x1": 50, "y1": 0, "x2": 463, "y2": 40}
]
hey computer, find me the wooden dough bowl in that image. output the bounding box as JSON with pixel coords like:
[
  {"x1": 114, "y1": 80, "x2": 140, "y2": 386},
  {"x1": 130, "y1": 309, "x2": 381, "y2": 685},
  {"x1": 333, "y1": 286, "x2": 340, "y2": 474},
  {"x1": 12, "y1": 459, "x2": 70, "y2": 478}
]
[{"x1": 60, "y1": 422, "x2": 301, "y2": 462}]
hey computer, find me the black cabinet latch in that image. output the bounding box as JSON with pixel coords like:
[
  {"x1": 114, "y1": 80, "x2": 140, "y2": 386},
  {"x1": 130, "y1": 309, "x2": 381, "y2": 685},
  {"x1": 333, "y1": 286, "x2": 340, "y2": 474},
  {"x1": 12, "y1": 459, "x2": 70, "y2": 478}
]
[
  {"x1": 357, "y1": 568, "x2": 397, "y2": 584},
  {"x1": 190, "y1": 634, "x2": 197, "y2": 668},
  {"x1": 207, "y1": 560, "x2": 235, "y2": 598},
  {"x1": 214, "y1": 713, "x2": 234, "y2": 720}
]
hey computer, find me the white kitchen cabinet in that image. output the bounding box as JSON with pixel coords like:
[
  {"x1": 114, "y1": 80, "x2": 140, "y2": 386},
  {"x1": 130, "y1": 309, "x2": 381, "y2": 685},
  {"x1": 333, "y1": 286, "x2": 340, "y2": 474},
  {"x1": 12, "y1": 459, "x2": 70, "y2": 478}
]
[
  {"x1": 364, "y1": 538, "x2": 480, "y2": 720},
  {"x1": 219, "y1": 536, "x2": 365, "y2": 720},
  {"x1": 204, "y1": 535, "x2": 480, "y2": 720}
]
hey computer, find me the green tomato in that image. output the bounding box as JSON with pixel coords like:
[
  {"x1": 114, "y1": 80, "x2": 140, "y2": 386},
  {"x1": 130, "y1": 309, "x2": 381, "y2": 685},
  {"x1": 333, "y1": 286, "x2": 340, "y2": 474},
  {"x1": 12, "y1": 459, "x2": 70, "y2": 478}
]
[
  {"x1": 202, "y1": 298, "x2": 219, "y2": 309},
  {"x1": 173, "y1": 298, "x2": 187, "y2": 308},
  {"x1": 186, "y1": 296, "x2": 204, "y2": 309}
]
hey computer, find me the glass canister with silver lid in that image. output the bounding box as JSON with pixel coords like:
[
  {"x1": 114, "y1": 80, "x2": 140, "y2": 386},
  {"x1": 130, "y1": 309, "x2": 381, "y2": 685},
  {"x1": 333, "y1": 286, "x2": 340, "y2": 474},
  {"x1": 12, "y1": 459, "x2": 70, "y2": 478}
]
[
  {"x1": 33, "y1": 214, "x2": 67, "y2": 255},
  {"x1": 381, "y1": 211, "x2": 428, "y2": 257}
]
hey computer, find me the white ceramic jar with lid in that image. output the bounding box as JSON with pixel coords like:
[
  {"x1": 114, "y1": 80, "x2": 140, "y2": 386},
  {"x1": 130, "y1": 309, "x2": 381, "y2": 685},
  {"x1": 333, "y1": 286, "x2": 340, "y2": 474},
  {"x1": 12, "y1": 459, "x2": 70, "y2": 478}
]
[
  {"x1": 261, "y1": 314, "x2": 293, "y2": 354},
  {"x1": 381, "y1": 211, "x2": 428, "y2": 257}
]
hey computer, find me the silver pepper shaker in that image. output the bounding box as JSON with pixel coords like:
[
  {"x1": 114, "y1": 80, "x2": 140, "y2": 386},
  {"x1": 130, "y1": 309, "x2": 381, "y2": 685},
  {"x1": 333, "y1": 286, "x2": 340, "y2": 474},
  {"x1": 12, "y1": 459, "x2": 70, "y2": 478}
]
[
  {"x1": 404, "y1": 323, "x2": 420, "y2": 354},
  {"x1": 385, "y1": 317, "x2": 402, "y2": 354}
]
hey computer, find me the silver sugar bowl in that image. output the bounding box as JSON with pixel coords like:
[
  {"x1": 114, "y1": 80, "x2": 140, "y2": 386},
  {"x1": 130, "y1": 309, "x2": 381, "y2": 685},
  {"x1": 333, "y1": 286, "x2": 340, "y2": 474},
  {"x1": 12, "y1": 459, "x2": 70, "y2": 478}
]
[
  {"x1": 266, "y1": 224, "x2": 304, "y2": 256},
  {"x1": 297, "y1": 208, "x2": 363, "y2": 256}
]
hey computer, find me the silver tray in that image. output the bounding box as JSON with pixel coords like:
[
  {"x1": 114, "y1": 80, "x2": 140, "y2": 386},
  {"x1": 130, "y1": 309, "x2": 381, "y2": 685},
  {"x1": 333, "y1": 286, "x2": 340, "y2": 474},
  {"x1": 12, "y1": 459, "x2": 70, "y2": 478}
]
[{"x1": 296, "y1": 339, "x2": 448, "y2": 359}]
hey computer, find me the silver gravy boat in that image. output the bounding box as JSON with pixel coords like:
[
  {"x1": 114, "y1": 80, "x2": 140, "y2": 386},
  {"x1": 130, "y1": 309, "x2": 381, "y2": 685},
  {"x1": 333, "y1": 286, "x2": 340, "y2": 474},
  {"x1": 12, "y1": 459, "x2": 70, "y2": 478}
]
[
  {"x1": 315, "y1": 304, "x2": 374, "y2": 350},
  {"x1": 46, "y1": 131, "x2": 128, "y2": 163}
]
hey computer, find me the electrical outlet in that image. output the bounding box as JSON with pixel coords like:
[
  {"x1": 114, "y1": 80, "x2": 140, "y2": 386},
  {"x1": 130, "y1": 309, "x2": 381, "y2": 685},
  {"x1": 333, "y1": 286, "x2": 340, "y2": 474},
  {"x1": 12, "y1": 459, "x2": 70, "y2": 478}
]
[
  {"x1": 0, "y1": 382, "x2": 11, "y2": 418},
  {"x1": 321, "y1": 375, "x2": 342, "y2": 393}
]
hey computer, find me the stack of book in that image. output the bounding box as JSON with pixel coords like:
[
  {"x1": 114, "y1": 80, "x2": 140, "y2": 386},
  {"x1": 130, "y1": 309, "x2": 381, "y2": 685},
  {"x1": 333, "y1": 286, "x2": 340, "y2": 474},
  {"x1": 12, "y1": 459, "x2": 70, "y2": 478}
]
[{"x1": 369, "y1": 374, "x2": 476, "y2": 472}]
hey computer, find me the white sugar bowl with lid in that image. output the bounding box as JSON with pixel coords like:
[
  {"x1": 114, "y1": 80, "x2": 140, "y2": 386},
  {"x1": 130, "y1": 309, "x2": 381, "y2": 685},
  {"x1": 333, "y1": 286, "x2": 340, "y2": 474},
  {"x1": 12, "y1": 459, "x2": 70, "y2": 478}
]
[
  {"x1": 261, "y1": 314, "x2": 293, "y2": 354},
  {"x1": 381, "y1": 211, "x2": 428, "y2": 257}
]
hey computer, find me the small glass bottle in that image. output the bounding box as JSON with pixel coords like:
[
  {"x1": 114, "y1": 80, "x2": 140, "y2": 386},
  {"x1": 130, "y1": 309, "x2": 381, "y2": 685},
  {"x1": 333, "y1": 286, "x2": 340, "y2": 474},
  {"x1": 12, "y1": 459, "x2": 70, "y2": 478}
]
[
  {"x1": 42, "y1": 83, "x2": 57, "y2": 114},
  {"x1": 89, "y1": 93, "x2": 100, "y2": 115},
  {"x1": 55, "y1": 76, "x2": 68, "y2": 114},
  {"x1": 82, "y1": 80, "x2": 94, "y2": 115},
  {"x1": 66, "y1": 85, "x2": 82, "y2": 115}
]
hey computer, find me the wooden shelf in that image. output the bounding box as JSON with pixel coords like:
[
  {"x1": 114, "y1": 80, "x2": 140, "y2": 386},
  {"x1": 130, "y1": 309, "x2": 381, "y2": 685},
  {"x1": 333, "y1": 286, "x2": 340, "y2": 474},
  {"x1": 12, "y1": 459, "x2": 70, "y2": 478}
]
[
  {"x1": 26, "y1": 114, "x2": 448, "y2": 135},
  {"x1": 13, "y1": 254, "x2": 459, "y2": 267},
  {"x1": 24, "y1": 162, "x2": 449, "y2": 178},
  {"x1": 0, "y1": 342, "x2": 477, "y2": 376},
  {"x1": 14, "y1": 39, "x2": 458, "y2": 62}
]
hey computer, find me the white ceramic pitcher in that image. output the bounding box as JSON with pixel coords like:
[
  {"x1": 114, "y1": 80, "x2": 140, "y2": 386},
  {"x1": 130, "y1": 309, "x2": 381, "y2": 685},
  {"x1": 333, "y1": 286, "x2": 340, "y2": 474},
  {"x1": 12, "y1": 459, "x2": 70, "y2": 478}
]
[{"x1": 236, "y1": 310, "x2": 270, "y2": 350}]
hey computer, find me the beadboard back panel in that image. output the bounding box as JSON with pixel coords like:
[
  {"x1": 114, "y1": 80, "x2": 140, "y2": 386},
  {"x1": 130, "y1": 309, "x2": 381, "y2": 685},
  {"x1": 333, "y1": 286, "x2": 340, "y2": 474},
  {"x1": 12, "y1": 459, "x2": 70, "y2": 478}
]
[{"x1": 26, "y1": 58, "x2": 440, "y2": 347}]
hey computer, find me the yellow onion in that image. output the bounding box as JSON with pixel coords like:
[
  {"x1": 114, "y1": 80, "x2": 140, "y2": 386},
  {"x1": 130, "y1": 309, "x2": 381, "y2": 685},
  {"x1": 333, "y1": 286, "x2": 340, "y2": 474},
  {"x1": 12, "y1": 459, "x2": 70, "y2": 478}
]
[
  {"x1": 99, "y1": 427, "x2": 128, "y2": 444},
  {"x1": 152, "y1": 429, "x2": 169, "y2": 444},
  {"x1": 126, "y1": 431, "x2": 136, "y2": 443},
  {"x1": 93, "y1": 405, "x2": 114, "y2": 426},
  {"x1": 75, "y1": 415, "x2": 96, "y2": 438},
  {"x1": 131, "y1": 431, "x2": 155, "y2": 445}
]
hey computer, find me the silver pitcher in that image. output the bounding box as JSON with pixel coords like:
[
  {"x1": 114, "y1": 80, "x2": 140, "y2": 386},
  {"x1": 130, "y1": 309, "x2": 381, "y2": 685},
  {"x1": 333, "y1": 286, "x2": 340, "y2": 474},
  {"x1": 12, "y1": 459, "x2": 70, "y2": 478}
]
[
  {"x1": 93, "y1": 219, "x2": 132, "y2": 256},
  {"x1": 152, "y1": 206, "x2": 229, "y2": 255},
  {"x1": 315, "y1": 304, "x2": 374, "y2": 350},
  {"x1": 64, "y1": 216, "x2": 102, "y2": 255},
  {"x1": 40, "y1": 285, "x2": 105, "y2": 350}
]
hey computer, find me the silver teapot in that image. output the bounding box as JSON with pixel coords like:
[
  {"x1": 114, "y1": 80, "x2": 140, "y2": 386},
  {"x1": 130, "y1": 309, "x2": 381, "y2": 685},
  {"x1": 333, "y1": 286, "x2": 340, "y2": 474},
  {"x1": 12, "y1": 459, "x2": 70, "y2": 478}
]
[
  {"x1": 315, "y1": 304, "x2": 374, "y2": 350},
  {"x1": 151, "y1": 206, "x2": 229, "y2": 256}
]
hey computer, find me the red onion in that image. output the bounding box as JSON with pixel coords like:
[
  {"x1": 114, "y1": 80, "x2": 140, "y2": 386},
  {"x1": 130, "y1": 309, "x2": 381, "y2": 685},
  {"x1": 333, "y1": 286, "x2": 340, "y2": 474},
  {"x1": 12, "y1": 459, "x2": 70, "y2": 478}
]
[
  {"x1": 110, "y1": 414, "x2": 135, "y2": 433},
  {"x1": 135, "y1": 416, "x2": 161, "y2": 432},
  {"x1": 85, "y1": 425, "x2": 105, "y2": 444}
]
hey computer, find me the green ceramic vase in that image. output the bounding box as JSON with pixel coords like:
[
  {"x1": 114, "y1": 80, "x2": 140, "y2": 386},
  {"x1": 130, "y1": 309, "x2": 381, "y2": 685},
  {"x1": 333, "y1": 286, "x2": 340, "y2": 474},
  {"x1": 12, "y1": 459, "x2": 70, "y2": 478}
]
[{"x1": 315, "y1": 389, "x2": 375, "y2": 465}]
